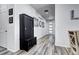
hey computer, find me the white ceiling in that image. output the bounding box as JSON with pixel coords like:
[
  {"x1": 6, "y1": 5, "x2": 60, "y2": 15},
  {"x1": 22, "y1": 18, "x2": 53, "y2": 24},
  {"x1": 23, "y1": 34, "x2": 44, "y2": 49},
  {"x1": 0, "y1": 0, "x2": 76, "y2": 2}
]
[{"x1": 30, "y1": 4, "x2": 55, "y2": 21}]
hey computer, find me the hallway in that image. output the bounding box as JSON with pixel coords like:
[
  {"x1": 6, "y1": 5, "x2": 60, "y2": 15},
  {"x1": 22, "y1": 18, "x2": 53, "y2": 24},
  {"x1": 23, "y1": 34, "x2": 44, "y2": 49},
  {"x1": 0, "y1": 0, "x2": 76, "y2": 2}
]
[
  {"x1": 0, "y1": 35, "x2": 73, "y2": 55},
  {"x1": 0, "y1": 4, "x2": 56, "y2": 55}
]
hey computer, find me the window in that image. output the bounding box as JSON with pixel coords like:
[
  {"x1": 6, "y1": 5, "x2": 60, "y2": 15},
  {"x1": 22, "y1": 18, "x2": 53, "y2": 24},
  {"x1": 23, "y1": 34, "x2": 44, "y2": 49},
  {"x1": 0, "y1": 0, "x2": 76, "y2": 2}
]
[{"x1": 49, "y1": 21, "x2": 53, "y2": 34}]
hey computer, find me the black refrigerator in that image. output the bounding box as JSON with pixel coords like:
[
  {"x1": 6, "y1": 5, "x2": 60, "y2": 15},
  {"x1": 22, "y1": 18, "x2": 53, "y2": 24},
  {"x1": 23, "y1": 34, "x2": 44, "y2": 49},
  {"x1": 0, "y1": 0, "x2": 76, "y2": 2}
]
[{"x1": 20, "y1": 14, "x2": 37, "y2": 51}]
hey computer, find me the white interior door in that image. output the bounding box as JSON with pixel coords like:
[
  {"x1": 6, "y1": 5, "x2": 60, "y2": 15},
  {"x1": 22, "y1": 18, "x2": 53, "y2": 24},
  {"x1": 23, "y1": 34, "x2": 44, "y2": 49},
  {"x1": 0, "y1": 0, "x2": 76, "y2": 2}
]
[{"x1": 0, "y1": 11, "x2": 8, "y2": 48}]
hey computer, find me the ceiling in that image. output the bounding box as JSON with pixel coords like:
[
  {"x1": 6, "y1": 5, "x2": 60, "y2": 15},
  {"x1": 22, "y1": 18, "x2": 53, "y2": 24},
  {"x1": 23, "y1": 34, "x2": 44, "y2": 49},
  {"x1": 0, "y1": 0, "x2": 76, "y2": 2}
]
[{"x1": 30, "y1": 4, "x2": 55, "y2": 21}]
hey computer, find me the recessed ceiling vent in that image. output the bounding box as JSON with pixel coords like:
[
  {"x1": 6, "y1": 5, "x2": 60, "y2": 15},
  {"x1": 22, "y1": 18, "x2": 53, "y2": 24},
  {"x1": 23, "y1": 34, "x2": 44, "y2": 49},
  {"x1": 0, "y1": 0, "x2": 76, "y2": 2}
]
[
  {"x1": 44, "y1": 10, "x2": 48, "y2": 12},
  {"x1": 44, "y1": 10, "x2": 48, "y2": 14}
]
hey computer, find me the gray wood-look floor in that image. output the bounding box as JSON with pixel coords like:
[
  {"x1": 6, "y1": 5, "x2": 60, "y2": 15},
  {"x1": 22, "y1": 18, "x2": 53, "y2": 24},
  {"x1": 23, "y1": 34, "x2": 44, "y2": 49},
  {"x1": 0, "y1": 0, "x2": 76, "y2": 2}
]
[{"x1": 0, "y1": 34, "x2": 73, "y2": 55}]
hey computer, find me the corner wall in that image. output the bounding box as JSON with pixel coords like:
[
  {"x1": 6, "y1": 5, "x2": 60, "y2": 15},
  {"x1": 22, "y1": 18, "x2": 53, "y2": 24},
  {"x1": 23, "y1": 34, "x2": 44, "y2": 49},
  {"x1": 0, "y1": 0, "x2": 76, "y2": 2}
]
[{"x1": 55, "y1": 4, "x2": 79, "y2": 47}]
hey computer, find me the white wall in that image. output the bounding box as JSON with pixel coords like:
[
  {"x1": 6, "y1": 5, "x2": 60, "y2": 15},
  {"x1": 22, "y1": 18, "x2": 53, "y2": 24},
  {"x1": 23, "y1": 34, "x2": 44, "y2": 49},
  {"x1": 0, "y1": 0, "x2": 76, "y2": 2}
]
[
  {"x1": 52, "y1": 20, "x2": 55, "y2": 35},
  {"x1": 14, "y1": 4, "x2": 48, "y2": 39},
  {"x1": 55, "y1": 4, "x2": 79, "y2": 47},
  {"x1": 7, "y1": 5, "x2": 16, "y2": 52}
]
